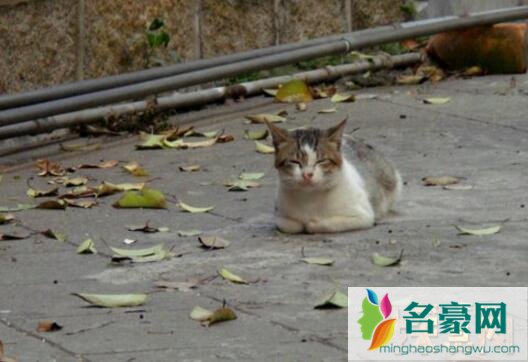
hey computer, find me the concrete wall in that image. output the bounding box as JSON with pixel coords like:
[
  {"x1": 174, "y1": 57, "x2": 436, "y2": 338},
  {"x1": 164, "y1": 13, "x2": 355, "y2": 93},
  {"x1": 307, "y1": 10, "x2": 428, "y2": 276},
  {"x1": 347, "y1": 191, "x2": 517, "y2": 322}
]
[{"x1": 0, "y1": 0, "x2": 405, "y2": 93}]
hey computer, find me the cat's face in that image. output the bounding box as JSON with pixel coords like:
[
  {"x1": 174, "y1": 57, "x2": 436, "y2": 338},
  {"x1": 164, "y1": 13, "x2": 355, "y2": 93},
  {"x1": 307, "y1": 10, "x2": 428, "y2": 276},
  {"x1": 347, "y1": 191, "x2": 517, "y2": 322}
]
[{"x1": 266, "y1": 119, "x2": 347, "y2": 190}]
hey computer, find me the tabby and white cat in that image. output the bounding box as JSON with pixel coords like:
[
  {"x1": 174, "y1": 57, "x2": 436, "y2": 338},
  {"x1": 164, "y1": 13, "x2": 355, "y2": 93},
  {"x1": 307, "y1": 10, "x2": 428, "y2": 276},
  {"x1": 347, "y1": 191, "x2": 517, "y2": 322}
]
[{"x1": 266, "y1": 119, "x2": 401, "y2": 234}]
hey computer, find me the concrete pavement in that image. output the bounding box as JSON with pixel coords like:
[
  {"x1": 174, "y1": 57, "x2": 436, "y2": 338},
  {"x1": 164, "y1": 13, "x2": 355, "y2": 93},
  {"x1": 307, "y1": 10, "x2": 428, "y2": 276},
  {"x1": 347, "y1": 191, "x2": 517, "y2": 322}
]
[{"x1": 0, "y1": 73, "x2": 527, "y2": 361}]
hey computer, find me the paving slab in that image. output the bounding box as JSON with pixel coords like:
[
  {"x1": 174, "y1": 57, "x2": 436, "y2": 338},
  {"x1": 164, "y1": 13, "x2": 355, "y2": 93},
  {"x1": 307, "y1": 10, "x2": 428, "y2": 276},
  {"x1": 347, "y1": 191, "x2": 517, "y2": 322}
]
[{"x1": 0, "y1": 73, "x2": 527, "y2": 361}]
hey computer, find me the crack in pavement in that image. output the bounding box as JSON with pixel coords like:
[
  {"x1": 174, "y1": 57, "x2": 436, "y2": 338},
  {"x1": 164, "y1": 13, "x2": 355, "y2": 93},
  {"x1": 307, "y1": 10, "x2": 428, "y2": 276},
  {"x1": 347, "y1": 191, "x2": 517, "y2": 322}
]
[{"x1": 0, "y1": 316, "x2": 91, "y2": 361}]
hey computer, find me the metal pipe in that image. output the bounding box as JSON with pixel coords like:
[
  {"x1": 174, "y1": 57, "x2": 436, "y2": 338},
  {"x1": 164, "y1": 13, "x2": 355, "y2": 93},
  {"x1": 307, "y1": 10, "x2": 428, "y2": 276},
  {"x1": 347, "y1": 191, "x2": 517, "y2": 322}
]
[
  {"x1": 1, "y1": 5, "x2": 528, "y2": 127},
  {"x1": 0, "y1": 53, "x2": 421, "y2": 140},
  {"x1": 0, "y1": 29, "x2": 384, "y2": 110}
]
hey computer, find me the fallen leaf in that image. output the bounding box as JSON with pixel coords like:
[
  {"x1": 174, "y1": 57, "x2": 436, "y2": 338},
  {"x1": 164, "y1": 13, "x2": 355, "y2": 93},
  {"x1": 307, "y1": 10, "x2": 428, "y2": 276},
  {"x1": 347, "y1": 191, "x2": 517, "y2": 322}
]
[
  {"x1": 0, "y1": 213, "x2": 15, "y2": 224},
  {"x1": 224, "y1": 179, "x2": 261, "y2": 191},
  {"x1": 318, "y1": 108, "x2": 337, "y2": 114},
  {"x1": 239, "y1": 172, "x2": 265, "y2": 180},
  {"x1": 136, "y1": 133, "x2": 167, "y2": 149},
  {"x1": 72, "y1": 293, "x2": 148, "y2": 308},
  {"x1": 423, "y1": 97, "x2": 450, "y2": 105},
  {"x1": 207, "y1": 307, "x2": 237, "y2": 326},
  {"x1": 244, "y1": 114, "x2": 286, "y2": 124},
  {"x1": 164, "y1": 137, "x2": 217, "y2": 149},
  {"x1": 455, "y1": 225, "x2": 501, "y2": 236},
  {"x1": 0, "y1": 339, "x2": 16, "y2": 362},
  {"x1": 276, "y1": 79, "x2": 313, "y2": 103},
  {"x1": 160, "y1": 126, "x2": 194, "y2": 140},
  {"x1": 42, "y1": 229, "x2": 67, "y2": 242},
  {"x1": 98, "y1": 181, "x2": 146, "y2": 196},
  {"x1": 77, "y1": 160, "x2": 119, "y2": 169},
  {"x1": 422, "y1": 176, "x2": 460, "y2": 186},
  {"x1": 464, "y1": 66, "x2": 483, "y2": 76},
  {"x1": 178, "y1": 229, "x2": 202, "y2": 237},
  {"x1": 126, "y1": 222, "x2": 169, "y2": 233},
  {"x1": 315, "y1": 290, "x2": 348, "y2": 309},
  {"x1": 178, "y1": 201, "x2": 214, "y2": 213},
  {"x1": 397, "y1": 74, "x2": 427, "y2": 85},
  {"x1": 311, "y1": 85, "x2": 336, "y2": 99},
  {"x1": 123, "y1": 238, "x2": 136, "y2": 245},
  {"x1": 218, "y1": 267, "x2": 247, "y2": 284},
  {"x1": 110, "y1": 243, "x2": 173, "y2": 263},
  {"x1": 416, "y1": 65, "x2": 445, "y2": 82},
  {"x1": 217, "y1": 134, "x2": 235, "y2": 143},
  {"x1": 113, "y1": 188, "x2": 167, "y2": 209},
  {"x1": 371, "y1": 250, "x2": 403, "y2": 267},
  {"x1": 184, "y1": 129, "x2": 221, "y2": 138},
  {"x1": 27, "y1": 186, "x2": 59, "y2": 198},
  {"x1": 154, "y1": 280, "x2": 199, "y2": 292},
  {"x1": 37, "y1": 320, "x2": 63, "y2": 333},
  {"x1": 0, "y1": 203, "x2": 35, "y2": 212},
  {"x1": 190, "y1": 306, "x2": 214, "y2": 321},
  {"x1": 77, "y1": 239, "x2": 97, "y2": 254},
  {"x1": 179, "y1": 164, "x2": 201, "y2": 172},
  {"x1": 330, "y1": 93, "x2": 355, "y2": 103},
  {"x1": 296, "y1": 102, "x2": 307, "y2": 111},
  {"x1": 0, "y1": 232, "x2": 30, "y2": 240},
  {"x1": 443, "y1": 184, "x2": 473, "y2": 190},
  {"x1": 60, "y1": 142, "x2": 101, "y2": 152},
  {"x1": 36, "y1": 200, "x2": 67, "y2": 210},
  {"x1": 263, "y1": 88, "x2": 278, "y2": 96},
  {"x1": 123, "y1": 161, "x2": 149, "y2": 177},
  {"x1": 243, "y1": 129, "x2": 269, "y2": 140},
  {"x1": 199, "y1": 235, "x2": 231, "y2": 249},
  {"x1": 36, "y1": 159, "x2": 64, "y2": 177},
  {"x1": 255, "y1": 141, "x2": 275, "y2": 154},
  {"x1": 302, "y1": 257, "x2": 334, "y2": 266},
  {"x1": 63, "y1": 199, "x2": 97, "y2": 208},
  {"x1": 51, "y1": 176, "x2": 88, "y2": 187}
]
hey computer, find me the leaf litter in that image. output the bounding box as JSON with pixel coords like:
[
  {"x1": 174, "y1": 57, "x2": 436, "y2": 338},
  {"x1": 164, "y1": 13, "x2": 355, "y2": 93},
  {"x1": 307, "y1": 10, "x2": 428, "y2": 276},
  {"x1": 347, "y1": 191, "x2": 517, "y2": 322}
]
[{"x1": 72, "y1": 293, "x2": 148, "y2": 308}]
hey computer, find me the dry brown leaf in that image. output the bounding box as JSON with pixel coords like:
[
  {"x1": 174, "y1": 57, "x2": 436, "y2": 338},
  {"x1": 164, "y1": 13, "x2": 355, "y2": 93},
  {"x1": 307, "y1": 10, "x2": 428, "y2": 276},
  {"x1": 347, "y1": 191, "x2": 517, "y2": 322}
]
[
  {"x1": 36, "y1": 159, "x2": 64, "y2": 177},
  {"x1": 37, "y1": 320, "x2": 63, "y2": 333},
  {"x1": 217, "y1": 134, "x2": 235, "y2": 143},
  {"x1": 422, "y1": 176, "x2": 461, "y2": 186},
  {"x1": 179, "y1": 164, "x2": 201, "y2": 172},
  {"x1": 77, "y1": 160, "x2": 119, "y2": 169},
  {"x1": 36, "y1": 200, "x2": 67, "y2": 210}
]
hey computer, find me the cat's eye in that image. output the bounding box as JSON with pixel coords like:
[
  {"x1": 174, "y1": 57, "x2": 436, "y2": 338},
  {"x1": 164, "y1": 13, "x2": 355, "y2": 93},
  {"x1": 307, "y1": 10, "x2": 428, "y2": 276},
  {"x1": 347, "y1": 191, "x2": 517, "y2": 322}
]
[
  {"x1": 316, "y1": 159, "x2": 331, "y2": 165},
  {"x1": 288, "y1": 160, "x2": 302, "y2": 166}
]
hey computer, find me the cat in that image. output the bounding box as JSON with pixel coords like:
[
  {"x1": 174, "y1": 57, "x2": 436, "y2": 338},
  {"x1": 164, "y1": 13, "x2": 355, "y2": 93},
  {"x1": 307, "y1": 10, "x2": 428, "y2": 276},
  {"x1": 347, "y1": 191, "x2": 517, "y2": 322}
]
[{"x1": 266, "y1": 118, "x2": 401, "y2": 234}]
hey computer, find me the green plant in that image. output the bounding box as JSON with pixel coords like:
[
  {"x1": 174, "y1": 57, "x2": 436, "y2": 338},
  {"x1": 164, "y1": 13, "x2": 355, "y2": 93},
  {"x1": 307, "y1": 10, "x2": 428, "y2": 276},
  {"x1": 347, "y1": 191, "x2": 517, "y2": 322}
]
[
  {"x1": 145, "y1": 18, "x2": 170, "y2": 67},
  {"x1": 401, "y1": 1, "x2": 417, "y2": 20}
]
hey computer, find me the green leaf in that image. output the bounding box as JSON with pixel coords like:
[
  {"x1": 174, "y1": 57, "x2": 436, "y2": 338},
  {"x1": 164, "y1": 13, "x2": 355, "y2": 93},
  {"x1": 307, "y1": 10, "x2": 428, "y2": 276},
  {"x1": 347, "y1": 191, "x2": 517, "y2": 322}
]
[
  {"x1": 239, "y1": 172, "x2": 265, "y2": 180},
  {"x1": 207, "y1": 307, "x2": 237, "y2": 326},
  {"x1": 177, "y1": 229, "x2": 202, "y2": 237},
  {"x1": 72, "y1": 293, "x2": 148, "y2": 308},
  {"x1": 178, "y1": 201, "x2": 214, "y2": 213},
  {"x1": 255, "y1": 141, "x2": 275, "y2": 154},
  {"x1": 302, "y1": 257, "x2": 334, "y2": 266},
  {"x1": 330, "y1": 93, "x2": 355, "y2": 103},
  {"x1": 314, "y1": 290, "x2": 348, "y2": 309},
  {"x1": 110, "y1": 244, "x2": 166, "y2": 258},
  {"x1": 190, "y1": 306, "x2": 213, "y2": 321},
  {"x1": 0, "y1": 204, "x2": 35, "y2": 212},
  {"x1": 136, "y1": 133, "x2": 167, "y2": 149},
  {"x1": 199, "y1": 236, "x2": 231, "y2": 249},
  {"x1": 423, "y1": 97, "x2": 450, "y2": 105},
  {"x1": 42, "y1": 229, "x2": 67, "y2": 242},
  {"x1": 244, "y1": 114, "x2": 286, "y2": 124},
  {"x1": 276, "y1": 79, "x2": 313, "y2": 103},
  {"x1": 218, "y1": 267, "x2": 247, "y2": 284},
  {"x1": 243, "y1": 129, "x2": 269, "y2": 140},
  {"x1": 148, "y1": 17, "x2": 165, "y2": 31},
  {"x1": 371, "y1": 251, "x2": 403, "y2": 267},
  {"x1": 26, "y1": 186, "x2": 59, "y2": 198},
  {"x1": 455, "y1": 225, "x2": 501, "y2": 236},
  {"x1": 77, "y1": 239, "x2": 97, "y2": 254},
  {"x1": 113, "y1": 188, "x2": 167, "y2": 209}
]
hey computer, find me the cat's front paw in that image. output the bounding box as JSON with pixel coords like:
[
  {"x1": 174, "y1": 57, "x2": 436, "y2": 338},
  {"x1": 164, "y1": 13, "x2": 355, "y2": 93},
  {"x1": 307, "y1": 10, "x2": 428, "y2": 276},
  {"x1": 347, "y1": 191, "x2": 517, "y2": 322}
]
[
  {"x1": 276, "y1": 217, "x2": 304, "y2": 234},
  {"x1": 305, "y1": 219, "x2": 322, "y2": 234}
]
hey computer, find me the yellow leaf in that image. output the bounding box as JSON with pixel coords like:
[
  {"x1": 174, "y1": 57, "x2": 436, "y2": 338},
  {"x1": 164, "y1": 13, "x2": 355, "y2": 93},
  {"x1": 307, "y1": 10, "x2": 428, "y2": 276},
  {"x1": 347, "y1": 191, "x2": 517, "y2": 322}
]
[
  {"x1": 123, "y1": 161, "x2": 149, "y2": 177},
  {"x1": 318, "y1": 108, "x2": 337, "y2": 114},
  {"x1": 255, "y1": 141, "x2": 275, "y2": 154},
  {"x1": 218, "y1": 267, "x2": 247, "y2": 284},
  {"x1": 244, "y1": 114, "x2": 286, "y2": 124},
  {"x1": 178, "y1": 201, "x2": 214, "y2": 213},
  {"x1": 276, "y1": 79, "x2": 313, "y2": 103},
  {"x1": 423, "y1": 97, "x2": 450, "y2": 105},
  {"x1": 72, "y1": 293, "x2": 148, "y2": 308},
  {"x1": 330, "y1": 93, "x2": 355, "y2": 103},
  {"x1": 113, "y1": 188, "x2": 167, "y2": 209}
]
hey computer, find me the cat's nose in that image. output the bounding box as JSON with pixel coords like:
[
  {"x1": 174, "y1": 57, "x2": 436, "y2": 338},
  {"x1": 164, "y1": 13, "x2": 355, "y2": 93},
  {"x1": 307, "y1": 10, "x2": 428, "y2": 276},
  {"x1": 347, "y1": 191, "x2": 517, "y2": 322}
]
[{"x1": 302, "y1": 171, "x2": 314, "y2": 181}]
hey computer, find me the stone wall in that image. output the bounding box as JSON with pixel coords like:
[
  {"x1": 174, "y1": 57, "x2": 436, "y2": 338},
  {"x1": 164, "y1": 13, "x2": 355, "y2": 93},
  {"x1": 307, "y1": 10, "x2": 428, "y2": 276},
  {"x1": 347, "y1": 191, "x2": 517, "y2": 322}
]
[{"x1": 0, "y1": 0, "x2": 405, "y2": 93}]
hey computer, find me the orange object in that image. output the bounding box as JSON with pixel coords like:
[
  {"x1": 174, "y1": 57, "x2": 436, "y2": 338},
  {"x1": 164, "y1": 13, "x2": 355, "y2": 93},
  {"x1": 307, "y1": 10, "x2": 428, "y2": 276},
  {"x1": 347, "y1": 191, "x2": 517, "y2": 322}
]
[{"x1": 426, "y1": 23, "x2": 528, "y2": 74}]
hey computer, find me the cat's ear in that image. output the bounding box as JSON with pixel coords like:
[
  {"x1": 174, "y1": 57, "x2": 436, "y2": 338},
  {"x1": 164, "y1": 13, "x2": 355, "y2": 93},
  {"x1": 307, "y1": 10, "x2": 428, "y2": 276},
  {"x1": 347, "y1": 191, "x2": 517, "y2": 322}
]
[
  {"x1": 325, "y1": 118, "x2": 347, "y2": 147},
  {"x1": 265, "y1": 120, "x2": 290, "y2": 148}
]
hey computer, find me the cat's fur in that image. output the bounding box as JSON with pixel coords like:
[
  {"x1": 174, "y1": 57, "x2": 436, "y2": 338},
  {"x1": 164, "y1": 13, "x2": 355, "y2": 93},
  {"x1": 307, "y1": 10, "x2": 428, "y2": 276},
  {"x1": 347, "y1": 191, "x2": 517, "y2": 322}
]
[{"x1": 266, "y1": 119, "x2": 401, "y2": 234}]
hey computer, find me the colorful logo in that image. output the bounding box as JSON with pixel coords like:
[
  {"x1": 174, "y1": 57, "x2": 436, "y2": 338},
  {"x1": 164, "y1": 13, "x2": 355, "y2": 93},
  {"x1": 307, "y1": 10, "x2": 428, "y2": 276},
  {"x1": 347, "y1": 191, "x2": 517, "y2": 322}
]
[{"x1": 357, "y1": 289, "x2": 396, "y2": 350}]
